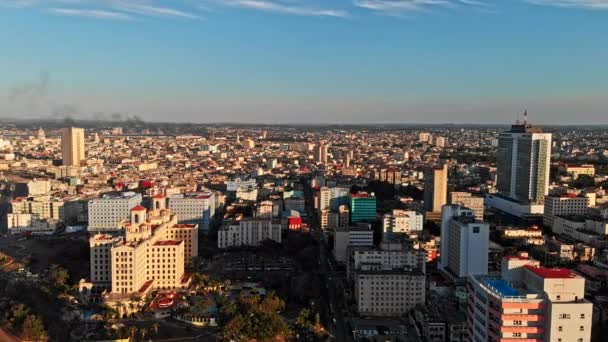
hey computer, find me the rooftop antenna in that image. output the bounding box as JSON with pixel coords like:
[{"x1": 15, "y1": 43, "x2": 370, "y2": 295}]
[{"x1": 523, "y1": 109, "x2": 528, "y2": 126}]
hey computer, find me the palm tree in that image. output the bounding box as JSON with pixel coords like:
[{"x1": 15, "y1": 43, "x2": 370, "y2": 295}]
[
  {"x1": 128, "y1": 302, "x2": 136, "y2": 316},
  {"x1": 140, "y1": 328, "x2": 149, "y2": 341},
  {"x1": 115, "y1": 301, "x2": 124, "y2": 318},
  {"x1": 152, "y1": 322, "x2": 160, "y2": 336},
  {"x1": 128, "y1": 326, "x2": 138, "y2": 341}
]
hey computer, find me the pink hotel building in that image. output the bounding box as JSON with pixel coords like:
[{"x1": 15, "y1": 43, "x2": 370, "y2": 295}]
[{"x1": 468, "y1": 254, "x2": 592, "y2": 342}]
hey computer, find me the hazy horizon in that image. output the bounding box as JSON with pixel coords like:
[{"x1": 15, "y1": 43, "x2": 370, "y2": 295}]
[{"x1": 2, "y1": 1, "x2": 607, "y2": 124}]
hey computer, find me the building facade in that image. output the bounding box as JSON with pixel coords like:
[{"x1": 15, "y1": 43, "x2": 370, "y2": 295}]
[
  {"x1": 61, "y1": 127, "x2": 85, "y2": 166},
  {"x1": 449, "y1": 191, "x2": 484, "y2": 221},
  {"x1": 468, "y1": 255, "x2": 592, "y2": 342},
  {"x1": 496, "y1": 119, "x2": 552, "y2": 205},
  {"x1": 168, "y1": 192, "x2": 216, "y2": 230},
  {"x1": 440, "y1": 204, "x2": 489, "y2": 278},
  {"x1": 424, "y1": 163, "x2": 448, "y2": 221},
  {"x1": 382, "y1": 209, "x2": 423, "y2": 234},
  {"x1": 217, "y1": 219, "x2": 282, "y2": 249},
  {"x1": 89, "y1": 204, "x2": 198, "y2": 296},
  {"x1": 350, "y1": 193, "x2": 377, "y2": 224},
  {"x1": 543, "y1": 194, "x2": 590, "y2": 228},
  {"x1": 88, "y1": 192, "x2": 143, "y2": 231}
]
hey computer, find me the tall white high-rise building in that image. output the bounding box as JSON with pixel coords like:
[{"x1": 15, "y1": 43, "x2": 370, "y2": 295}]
[
  {"x1": 61, "y1": 127, "x2": 85, "y2": 166},
  {"x1": 440, "y1": 204, "x2": 489, "y2": 278},
  {"x1": 496, "y1": 114, "x2": 552, "y2": 205}
]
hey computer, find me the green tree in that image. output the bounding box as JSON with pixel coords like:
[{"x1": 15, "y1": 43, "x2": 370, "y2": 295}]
[
  {"x1": 20, "y1": 315, "x2": 48, "y2": 342},
  {"x1": 222, "y1": 292, "x2": 291, "y2": 341},
  {"x1": 295, "y1": 308, "x2": 313, "y2": 330},
  {"x1": 7, "y1": 303, "x2": 30, "y2": 330},
  {"x1": 48, "y1": 265, "x2": 70, "y2": 292},
  {"x1": 572, "y1": 174, "x2": 595, "y2": 189}
]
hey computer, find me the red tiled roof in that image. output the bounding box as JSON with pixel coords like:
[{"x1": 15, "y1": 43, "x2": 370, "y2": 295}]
[
  {"x1": 153, "y1": 194, "x2": 166, "y2": 199},
  {"x1": 138, "y1": 279, "x2": 154, "y2": 293},
  {"x1": 506, "y1": 256, "x2": 530, "y2": 260},
  {"x1": 153, "y1": 240, "x2": 182, "y2": 246},
  {"x1": 524, "y1": 265, "x2": 576, "y2": 279},
  {"x1": 172, "y1": 224, "x2": 197, "y2": 229},
  {"x1": 131, "y1": 205, "x2": 146, "y2": 211},
  {"x1": 181, "y1": 272, "x2": 192, "y2": 284}
]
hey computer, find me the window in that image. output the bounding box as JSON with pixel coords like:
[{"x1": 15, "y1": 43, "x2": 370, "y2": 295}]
[
  {"x1": 559, "y1": 314, "x2": 571, "y2": 319},
  {"x1": 580, "y1": 314, "x2": 585, "y2": 319},
  {"x1": 473, "y1": 227, "x2": 480, "y2": 233},
  {"x1": 580, "y1": 326, "x2": 584, "y2": 331},
  {"x1": 558, "y1": 326, "x2": 563, "y2": 332}
]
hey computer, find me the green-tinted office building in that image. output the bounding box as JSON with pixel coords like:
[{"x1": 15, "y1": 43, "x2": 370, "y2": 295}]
[{"x1": 350, "y1": 193, "x2": 377, "y2": 223}]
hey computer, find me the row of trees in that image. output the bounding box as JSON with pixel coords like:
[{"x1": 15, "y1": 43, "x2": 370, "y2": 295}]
[
  {"x1": 221, "y1": 292, "x2": 291, "y2": 341},
  {"x1": 2, "y1": 303, "x2": 48, "y2": 341}
]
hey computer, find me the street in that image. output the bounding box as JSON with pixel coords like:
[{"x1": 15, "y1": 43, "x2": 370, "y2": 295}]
[{"x1": 314, "y1": 227, "x2": 351, "y2": 342}]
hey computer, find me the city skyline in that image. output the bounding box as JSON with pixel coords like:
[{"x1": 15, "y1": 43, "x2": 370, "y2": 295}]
[{"x1": 1, "y1": 0, "x2": 608, "y2": 123}]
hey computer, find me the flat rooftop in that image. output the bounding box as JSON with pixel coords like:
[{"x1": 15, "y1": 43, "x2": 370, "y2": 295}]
[
  {"x1": 524, "y1": 265, "x2": 577, "y2": 279},
  {"x1": 484, "y1": 279, "x2": 520, "y2": 297},
  {"x1": 153, "y1": 240, "x2": 183, "y2": 246},
  {"x1": 171, "y1": 192, "x2": 213, "y2": 199},
  {"x1": 100, "y1": 191, "x2": 140, "y2": 199}
]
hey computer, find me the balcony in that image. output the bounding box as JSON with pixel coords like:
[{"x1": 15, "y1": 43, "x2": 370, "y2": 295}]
[
  {"x1": 501, "y1": 314, "x2": 544, "y2": 322},
  {"x1": 501, "y1": 326, "x2": 544, "y2": 334},
  {"x1": 502, "y1": 302, "x2": 543, "y2": 310}
]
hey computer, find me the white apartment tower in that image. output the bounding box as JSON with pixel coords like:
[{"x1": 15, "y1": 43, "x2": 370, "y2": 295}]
[
  {"x1": 88, "y1": 192, "x2": 143, "y2": 231},
  {"x1": 440, "y1": 204, "x2": 489, "y2": 278},
  {"x1": 497, "y1": 115, "x2": 552, "y2": 205}
]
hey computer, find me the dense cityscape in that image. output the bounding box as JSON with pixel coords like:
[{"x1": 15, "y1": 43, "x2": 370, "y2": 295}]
[{"x1": 0, "y1": 119, "x2": 607, "y2": 341}]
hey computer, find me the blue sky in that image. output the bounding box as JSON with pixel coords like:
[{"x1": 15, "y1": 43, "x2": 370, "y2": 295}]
[{"x1": 1, "y1": 0, "x2": 607, "y2": 124}]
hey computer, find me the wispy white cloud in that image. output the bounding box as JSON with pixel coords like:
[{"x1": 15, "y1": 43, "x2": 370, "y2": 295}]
[
  {"x1": 212, "y1": 0, "x2": 349, "y2": 18},
  {"x1": 524, "y1": 0, "x2": 608, "y2": 10},
  {"x1": 49, "y1": 7, "x2": 133, "y2": 20},
  {"x1": 353, "y1": 0, "x2": 485, "y2": 14},
  {"x1": 3, "y1": 0, "x2": 203, "y2": 20},
  {"x1": 111, "y1": 1, "x2": 201, "y2": 19}
]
